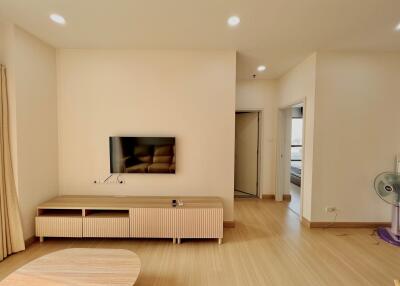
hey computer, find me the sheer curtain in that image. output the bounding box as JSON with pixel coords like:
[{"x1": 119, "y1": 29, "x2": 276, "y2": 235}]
[{"x1": 0, "y1": 64, "x2": 25, "y2": 261}]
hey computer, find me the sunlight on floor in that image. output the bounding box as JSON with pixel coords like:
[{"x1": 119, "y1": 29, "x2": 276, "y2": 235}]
[{"x1": 288, "y1": 183, "x2": 301, "y2": 215}]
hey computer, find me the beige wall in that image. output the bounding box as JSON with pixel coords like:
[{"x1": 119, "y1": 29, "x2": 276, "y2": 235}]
[
  {"x1": 3, "y1": 21, "x2": 395, "y2": 232},
  {"x1": 0, "y1": 22, "x2": 5, "y2": 62},
  {"x1": 14, "y1": 27, "x2": 59, "y2": 239},
  {"x1": 236, "y1": 80, "x2": 277, "y2": 195},
  {"x1": 0, "y1": 23, "x2": 59, "y2": 239},
  {"x1": 278, "y1": 54, "x2": 316, "y2": 220},
  {"x1": 311, "y1": 52, "x2": 400, "y2": 222},
  {"x1": 57, "y1": 50, "x2": 236, "y2": 221}
]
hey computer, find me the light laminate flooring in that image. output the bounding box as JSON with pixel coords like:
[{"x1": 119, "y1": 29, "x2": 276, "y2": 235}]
[{"x1": 0, "y1": 199, "x2": 399, "y2": 286}]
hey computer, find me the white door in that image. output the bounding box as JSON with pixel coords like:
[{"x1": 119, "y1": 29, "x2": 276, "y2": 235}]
[{"x1": 235, "y1": 112, "x2": 259, "y2": 196}]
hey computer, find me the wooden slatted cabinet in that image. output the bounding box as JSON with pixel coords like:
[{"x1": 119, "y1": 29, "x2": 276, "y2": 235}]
[{"x1": 35, "y1": 196, "x2": 224, "y2": 244}]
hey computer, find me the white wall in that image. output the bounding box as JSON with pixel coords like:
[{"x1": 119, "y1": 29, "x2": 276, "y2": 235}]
[
  {"x1": 236, "y1": 80, "x2": 277, "y2": 195},
  {"x1": 311, "y1": 52, "x2": 400, "y2": 222},
  {"x1": 278, "y1": 54, "x2": 316, "y2": 220},
  {"x1": 57, "y1": 49, "x2": 236, "y2": 221},
  {"x1": 0, "y1": 23, "x2": 59, "y2": 239}
]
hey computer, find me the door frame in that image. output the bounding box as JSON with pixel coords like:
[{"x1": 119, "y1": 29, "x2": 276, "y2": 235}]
[
  {"x1": 276, "y1": 99, "x2": 306, "y2": 217},
  {"x1": 235, "y1": 109, "x2": 263, "y2": 198}
]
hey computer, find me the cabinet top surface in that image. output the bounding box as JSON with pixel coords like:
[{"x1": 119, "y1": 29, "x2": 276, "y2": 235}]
[{"x1": 38, "y1": 195, "x2": 224, "y2": 210}]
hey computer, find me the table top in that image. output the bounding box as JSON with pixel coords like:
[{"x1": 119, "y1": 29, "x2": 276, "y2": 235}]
[
  {"x1": 37, "y1": 195, "x2": 224, "y2": 210},
  {"x1": 0, "y1": 248, "x2": 141, "y2": 286}
]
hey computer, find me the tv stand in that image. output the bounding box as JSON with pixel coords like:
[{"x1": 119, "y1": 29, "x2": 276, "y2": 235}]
[{"x1": 35, "y1": 196, "x2": 223, "y2": 244}]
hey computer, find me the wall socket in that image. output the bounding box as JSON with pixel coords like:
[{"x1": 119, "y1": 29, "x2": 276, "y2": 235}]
[{"x1": 325, "y1": 206, "x2": 336, "y2": 213}]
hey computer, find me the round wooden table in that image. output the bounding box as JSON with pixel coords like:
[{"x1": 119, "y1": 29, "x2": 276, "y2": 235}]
[{"x1": 0, "y1": 248, "x2": 141, "y2": 285}]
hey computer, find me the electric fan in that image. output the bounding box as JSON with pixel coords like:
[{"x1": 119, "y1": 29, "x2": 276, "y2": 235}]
[{"x1": 374, "y1": 171, "x2": 400, "y2": 246}]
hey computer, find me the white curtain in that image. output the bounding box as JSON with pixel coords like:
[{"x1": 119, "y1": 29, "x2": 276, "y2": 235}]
[{"x1": 0, "y1": 64, "x2": 25, "y2": 261}]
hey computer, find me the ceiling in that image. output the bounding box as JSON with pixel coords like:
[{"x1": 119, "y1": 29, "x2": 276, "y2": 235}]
[{"x1": 0, "y1": 0, "x2": 400, "y2": 79}]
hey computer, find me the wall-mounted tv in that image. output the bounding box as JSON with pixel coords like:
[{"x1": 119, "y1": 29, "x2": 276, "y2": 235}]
[{"x1": 110, "y1": 137, "x2": 175, "y2": 174}]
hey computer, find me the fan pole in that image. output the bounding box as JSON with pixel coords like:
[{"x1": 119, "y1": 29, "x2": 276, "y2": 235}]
[{"x1": 392, "y1": 205, "x2": 400, "y2": 236}]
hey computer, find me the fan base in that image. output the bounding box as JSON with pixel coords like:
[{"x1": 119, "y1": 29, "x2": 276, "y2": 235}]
[{"x1": 377, "y1": 227, "x2": 400, "y2": 247}]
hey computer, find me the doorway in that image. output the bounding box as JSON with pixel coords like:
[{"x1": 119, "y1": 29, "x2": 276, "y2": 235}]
[
  {"x1": 234, "y1": 112, "x2": 260, "y2": 198},
  {"x1": 276, "y1": 103, "x2": 304, "y2": 216},
  {"x1": 288, "y1": 106, "x2": 303, "y2": 214}
]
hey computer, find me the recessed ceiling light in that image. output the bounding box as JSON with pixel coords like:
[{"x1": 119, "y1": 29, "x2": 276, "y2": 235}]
[
  {"x1": 227, "y1": 16, "x2": 240, "y2": 27},
  {"x1": 50, "y1": 13, "x2": 66, "y2": 25},
  {"x1": 257, "y1": 65, "x2": 267, "y2": 72},
  {"x1": 396, "y1": 22, "x2": 400, "y2": 31}
]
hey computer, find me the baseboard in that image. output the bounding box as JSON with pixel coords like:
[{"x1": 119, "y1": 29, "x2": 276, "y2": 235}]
[
  {"x1": 262, "y1": 194, "x2": 291, "y2": 201},
  {"x1": 223, "y1": 221, "x2": 235, "y2": 228},
  {"x1": 262, "y1": 194, "x2": 275, "y2": 200},
  {"x1": 300, "y1": 217, "x2": 311, "y2": 228},
  {"x1": 301, "y1": 217, "x2": 391, "y2": 228},
  {"x1": 24, "y1": 236, "x2": 37, "y2": 248}
]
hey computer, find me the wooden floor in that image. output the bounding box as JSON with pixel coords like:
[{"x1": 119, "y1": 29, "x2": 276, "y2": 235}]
[
  {"x1": 288, "y1": 183, "x2": 301, "y2": 215},
  {"x1": 1, "y1": 199, "x2": 399, "y2": 286}
]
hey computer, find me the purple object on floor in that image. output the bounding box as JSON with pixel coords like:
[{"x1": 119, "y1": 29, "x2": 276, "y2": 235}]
[{"x1": 377, "y1": 227, "x2": 400, "y2": 247}]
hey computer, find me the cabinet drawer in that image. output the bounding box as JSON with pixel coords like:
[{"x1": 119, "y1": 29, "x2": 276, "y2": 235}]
[
  {"x1": 83, "y1": 217, "x2": 130, "y2": 238},
  {"x1": 35, "y1": 216, "x2": 82, "y2": 237},
  {"x1": 131, "y1": 208, "x2": 177, "y2": 238},
  {"x1": 177, "y1": 208, "x2": 223, "y2": 239},
  {"x1": 130, "y1": 207, "x2": 223, "y2": 239}
]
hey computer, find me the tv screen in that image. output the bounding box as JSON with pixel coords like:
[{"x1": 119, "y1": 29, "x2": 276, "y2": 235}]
[{"x1": 109, "y1": 137, "x2": 175, "y2": 174}]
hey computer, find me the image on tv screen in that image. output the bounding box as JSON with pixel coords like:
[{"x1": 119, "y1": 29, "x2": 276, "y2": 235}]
[{"x1": 110, "y1": 137, "x2": 175, "y2": 174}]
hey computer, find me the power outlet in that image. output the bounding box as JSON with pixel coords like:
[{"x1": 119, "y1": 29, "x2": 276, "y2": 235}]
[{"x1": 325, "y1": 206, "x2": 336, "y2": 213}]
